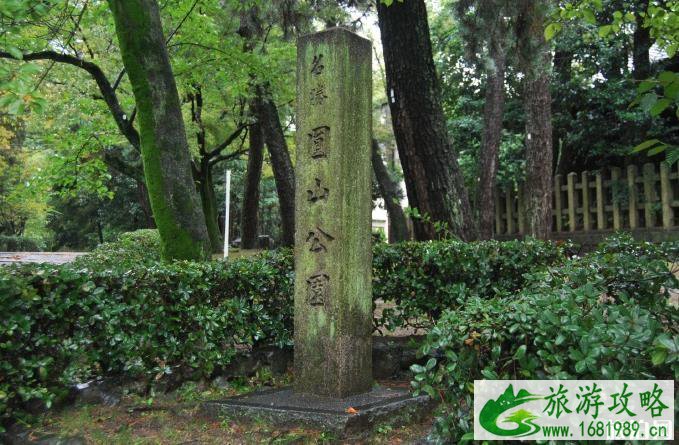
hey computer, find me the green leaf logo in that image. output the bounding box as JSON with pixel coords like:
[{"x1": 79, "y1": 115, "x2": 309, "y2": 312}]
[{"x1": 479, "y1": 384, "x2": 543, "y2": 437}]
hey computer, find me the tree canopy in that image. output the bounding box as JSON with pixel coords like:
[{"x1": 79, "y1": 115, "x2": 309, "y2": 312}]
[{"x1": 1, "y1": 0, "x2": 677, "y2": 250}]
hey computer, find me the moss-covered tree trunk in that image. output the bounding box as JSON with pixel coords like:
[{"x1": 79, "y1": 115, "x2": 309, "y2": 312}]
[
  {"x1": 241, "y1": 120, "x2": 263, "y2": 249},
  {"x1": 377, "y1": 0, "x2": 476, "y2": 241},
  {"x1": 108, "y1": 0, "x2": 210, "y2": 260}
]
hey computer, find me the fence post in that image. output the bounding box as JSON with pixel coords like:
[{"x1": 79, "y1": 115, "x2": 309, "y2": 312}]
[
  {"x1": 505, "y1": 186, "x2": 514, "y2": 234},
  {"x1": 494, "y1": 162, "x2": 672, "y2": 236},
  {"x1": 642, "y1": 163, "x2": 657, "y2": 228},
  {"x1": 611, "y1": 167, "x2": 622, "y2": 230},
  {"x1": 581, "y1": 171, "x2": 591, "y2": 231},
  {"x1": 627, "y1": 165, "x2": 638, "y2": 229},
  {"x1": 494, "y1": 186, "x2": 503, "y2": 235},
  {"x1": 567, "y1": 172, "x2": 577, "y2": 232},
  {"x1": 595, "y1": 172, "x2": 605, "y2": 230},
  {"x1": 660, "y1": 162, "x2": 674, "y2": 228},
  {"x1": 554, "y1": 174, "x2": 563, "y2": 232},
  {"x1": 517, "y1": 185, "x2": 525, "y2": 234}
]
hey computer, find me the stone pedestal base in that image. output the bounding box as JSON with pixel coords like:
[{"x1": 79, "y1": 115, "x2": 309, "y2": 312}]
[{"x1": 201, "y1": 386, "x2": 432, "y2": 438}]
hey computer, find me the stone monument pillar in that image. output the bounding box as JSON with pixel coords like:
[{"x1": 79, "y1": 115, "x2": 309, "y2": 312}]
[{"x1": 294, "y1": 28, "x2": 373, "y2": 398}]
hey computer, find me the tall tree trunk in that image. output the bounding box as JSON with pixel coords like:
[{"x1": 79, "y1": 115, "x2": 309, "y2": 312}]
[
  {"x1": 238, "y1": 7, "x2": 295, "y2": 247},
  {"x1": 253, "y1": 86, "x2": 295, "y2": 247},
  {"x1": 476, "y1": 45, "x2": 506, "y2": 240},
  {"x1": 633, "y1": 5, "x2": 651, "y2": 80},
  {"x1": 108, "y1": 0, "x2": 210, "y2": 260},
  {"x1": 371, "y1": 139, "x2": 409, "y2": 242},
  {"x1": 377, "y1": 0, "x2": 476, "y2": 241},
  {"x1": 518, "y1": 0, "x2": 554, "y2": 239},
  {"x1": 606, "y1": 0, "x2": 628, "y2": 79},
  {"x1": 241, "y1": 121, "x2": 264, "y2": 249},
  {"x1": 553, "y1": 45, "x2": 575, "y2": 175},
  {"x1": 196, "y1": 165, "x2": 222, "y2": 253}
]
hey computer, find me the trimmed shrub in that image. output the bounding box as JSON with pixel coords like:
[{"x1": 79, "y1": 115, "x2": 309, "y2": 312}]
[
  {"x1": 411, "y1": 235, "x2": 679, "y2": 443},
  {"x1": 77, "y1": 232, "x2": 567, "y2": 330},
  {"x1": 373, "y1": 238, "x2": 569, "y2": 329},
  {"x1": 71, "y1": 229, "x2": 162, "y2": 271},
  {"x1": 0, "y1": 235, "x2": 42, "y2": 252},
  {"x1": 0, "y1": 249, "x2": 292, "y2": 428},
  {"x1": 0, "y1": 236, "x2": 568, "y2": 429}
]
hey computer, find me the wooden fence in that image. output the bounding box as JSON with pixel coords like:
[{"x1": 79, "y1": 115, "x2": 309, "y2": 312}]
[{"x1": 494, "y1": 162, "x2": 679, "y2": 239}]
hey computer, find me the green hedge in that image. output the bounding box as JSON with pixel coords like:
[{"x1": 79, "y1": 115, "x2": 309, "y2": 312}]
[
  {"x1": 0, "y1": 235, "x2": 42, "y2": 252},
  {"x1": 411, "y1": 235, "x2": 679, "y2": 443},
  {"x1": 70, "y1": 229, "x2": 162, "y2": 271},
  {"x1": 0, "y1": 236, "x2": 566, "y2": 429},
  {"x1": 0, "y1": 250, "x2": 293, "y2": 428},
  {"x1": 373, "y1": 238, "x2": 568, "y2": 329}
]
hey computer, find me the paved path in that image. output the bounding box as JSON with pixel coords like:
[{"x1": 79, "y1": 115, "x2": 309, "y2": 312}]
[{"x1": 0, "y1": 252, "x2": 86, "y2": 265}]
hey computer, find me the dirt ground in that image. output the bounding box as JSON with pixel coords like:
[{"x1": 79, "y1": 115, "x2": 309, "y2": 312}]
[{"x1": 26, "y1": 377, "x2": 434, "y2": 445}]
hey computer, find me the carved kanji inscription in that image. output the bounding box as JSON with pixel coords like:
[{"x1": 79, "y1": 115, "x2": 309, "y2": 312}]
[
  {"x1": 307, "y1": 178, "x2": 329, "y2": 202},
  {"x1": 309, "y1": 83, "x2": 328, "y2": 105},
  {"x1": 310, "y1": 54, "x2": 324, "y2": 76},
  {"x1": 308, "y1": 126, "x2": 330, "y2": 158},
  {"x1": 306, "y1": 272, "x2": 329, "y2": 305},
  {"x1": 306, "y1": 226, "x2": 334, "y2": 252},
  {"x1": 294, "y1": 29, "x2": 373, "y2": 397}
]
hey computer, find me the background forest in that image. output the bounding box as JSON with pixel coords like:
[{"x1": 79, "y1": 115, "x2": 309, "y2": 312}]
[{"x1": 1, "y1": 0, "x2": 678, "y2": 253}]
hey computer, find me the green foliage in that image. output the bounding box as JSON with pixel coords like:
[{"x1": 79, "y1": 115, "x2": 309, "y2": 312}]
[
  {"x1": 0, "y1": 0, "x2": 55, "y2": 115},
  {"x1": 430, "y1": 9, "x2": 529, "y2": 188},
  {"x1": 0, "y1": 235, "x2": 568, "y2": 428},
  {"x1": 1, "y1": 0, "x2": 297, "y2": 249},
  {"x1": 0, "y1": 114, "x2": 50, "y2": 239},
  {"x1": 46, "y1": 174, "x2": 153, "y2": 251},
  {"x1": 432, "y1": 0, "x2": 666, "y2": 185},
  {"x1": 0, "y1": 235, "x2": 42, "y2": 251},
  {"x1": 372, "y1": 238, "x2": 568, "y2": 330},
  {"x1": 71, "y1": 229, "x2": 161, "y2": 271},
  {"x1": 553, "y1": 0, "x2": 679, "y2": 165},
  {"x1": 411, "y1": 235, "x2": 678, "y2": 442},
  {"x1": 0, "y1": 249, "x2": 294, "y2": 429},
  {"x1": 3, "y1": 233, "x2": 674, "y2": 434}
]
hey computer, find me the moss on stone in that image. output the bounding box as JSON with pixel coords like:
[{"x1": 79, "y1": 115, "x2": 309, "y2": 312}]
[{"x1": 293, "y1": 28, "x2": 373, "y2": 398}]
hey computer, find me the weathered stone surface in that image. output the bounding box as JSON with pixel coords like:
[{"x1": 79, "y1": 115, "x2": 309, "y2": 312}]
[
  {"x1": 294, "y1": 27, "x2": 373, "y2": 398},
  {"x1": 255, "y1": 346, "x2": 294, "y2": 375},
  {"x1": 208, "y1": 338, "x2": 421, "y2": 383},
  {"x1": 214, "y1": 346, "x2": 294, "y2": 381},
  {"x1": 72, "y1": 379, "x2": 121, "y2": 407},
  {"x1": 373, "y1": 336, "x2": 427, "y2": 378},
  {"x1": 372, "y1": 339, "x2": 403, "y2": 379},
  {"x1": 201, "y1": 386, "x2": 432, "y2": 438}
]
